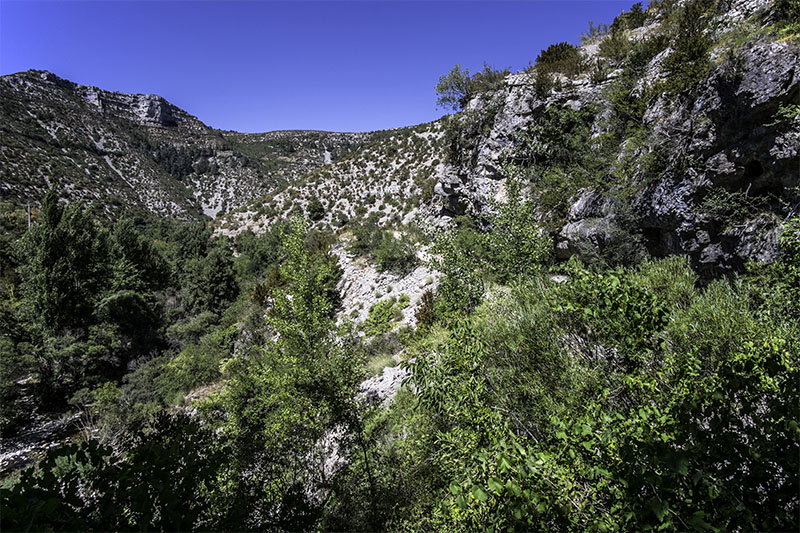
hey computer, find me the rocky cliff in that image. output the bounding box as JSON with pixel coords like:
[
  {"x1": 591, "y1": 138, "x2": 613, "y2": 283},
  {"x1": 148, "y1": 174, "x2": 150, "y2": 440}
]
[{"x1": 434, "y1": 0, "x2": 798, "y2": 275}]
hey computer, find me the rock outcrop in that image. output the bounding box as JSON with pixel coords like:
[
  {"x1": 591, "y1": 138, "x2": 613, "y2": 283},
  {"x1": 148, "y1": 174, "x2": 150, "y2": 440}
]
[{"x1": 434, "y1": 0, "x2": 799, "y2": 275}]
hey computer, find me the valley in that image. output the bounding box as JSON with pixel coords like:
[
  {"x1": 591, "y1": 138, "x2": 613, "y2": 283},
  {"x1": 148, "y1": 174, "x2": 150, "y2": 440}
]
[{"x1": 1, "y1": 0, "x2": 798, "y2": 531}]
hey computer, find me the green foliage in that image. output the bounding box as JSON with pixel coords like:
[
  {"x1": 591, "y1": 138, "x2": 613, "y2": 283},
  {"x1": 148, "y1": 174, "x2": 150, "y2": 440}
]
[
  {"x1": 216, "y1": 217, "x2": 363, "y2": 529},
  {"x1": 109, "y1": 217, "x2": 169, "y2": 293},
  {"x1": 599, "y1": 27, "x2": 633, "y2": 62},
  {"x1": 233, "y1": 223, "x2": 287, "y2": 281},
  {"x1": 431, "y1": 231, "x2": 485, "y2": 318},
  {"x1": 469, "y1": 63, "x2": 510, "y2": 96},
  {"x1": 745, "y1": 217, "x2": 800, "y2": 320},
  {"x1": 16, "y1": 189, "x2": 109, "y2": 333},
  {"x1": 375, "y1": 231, "x2": 417, "y2": 274},
  {"x1": 267, "y1": 218, "x2": 342, "y2": 349},
  {"x1": 511, "y1": 105, "x2": 594, "y2": 171},
  {"x1": 435, "y1": 64, "x2": 473, "y2": 111},
  {"x1": 394, "y1": 256, "x2": 799, "y2": 531},
  {"x1": 534, "y1": 41, "x2": 584, "y2": 76},
  {"x1": 435, "y1": 63, "x2": 510, "y2": 111},
  {"x1": 485, "y1": 173, "x2": 552, "y2": 281},
  {"x1": 610, "y1": 2, "x2": 647, "y2": 33},
  {"x1": 415, "y1": 289, "x2": 435, "y2": 329},
  {"x1": 581, "y1": 20, "x2": 609, "y2": 44},
  {"x1": 660, "y1": 0, "x2": 716, "y2": 95},
  {"x1": 698, "y1": 187, "x2": 766, "y2": 228},
  {"x1": 363, "y1": 296, "x2": 409, "y2": 337},
  {"x1": 0, "y1": 413, "x2": 226, "y2": 531},
  {"x1": 306, "y1": 197, "x2": 325, "y2": 221},
  {"x1": 185, "y1": 240, "x2": 239, "y2": 313},
  {"x1": 768, "y1": 102, "x2": 800, "y2": 128},
  {"x1": 349, "y1": 213, "x2": 383, "y2": 256}
]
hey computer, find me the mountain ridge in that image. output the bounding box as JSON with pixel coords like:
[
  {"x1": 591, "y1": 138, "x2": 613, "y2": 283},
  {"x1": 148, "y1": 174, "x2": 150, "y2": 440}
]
[{"x1": 0, "y1": 69, "x2": 394, "y2": 219}]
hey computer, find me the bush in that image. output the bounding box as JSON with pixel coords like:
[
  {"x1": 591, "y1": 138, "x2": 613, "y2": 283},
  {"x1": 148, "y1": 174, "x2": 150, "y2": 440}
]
[
  {"x1": 534, "y1": 42, "x2": 584, "y2": 76},
  {"x1": 598, "y1": 30, "x2": 633, "y2": 62},
  {"x1": 307, "y1": 198, "x2": 325, "y2": 221},
  {"x1": 415, "y1": 290, "x2": 435, "y2": 329},
  {"x1": 349, "y1": 214, "x2": 382, "y2": 257},
  {"x1": 435, "y1": 63, "x2": 510, "y2": 111},
  {"x1": 363, "y1": 296, "x2": 409, "y2": 337},
  {"x1": 660, "y1": 0, "x2": 715, "y2": 95},
  {"x1": 486, "y1": 172, "x2": 552, "y2": 281},
  {"x1": 610, "y1": 2, "x2": 647, "y2": 33},
  {"x1": 431, "y1": 232, "x2": 485, "y2": 317},
  {"x1": 375, "y1": 231, "x2": 417, "y2": 274}
]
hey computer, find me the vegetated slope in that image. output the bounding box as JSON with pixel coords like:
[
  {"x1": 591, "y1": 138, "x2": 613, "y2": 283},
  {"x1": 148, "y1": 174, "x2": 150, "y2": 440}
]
[
  {"x1": 0, "y1": 70, "x2": 376, "y2": 219},
  {"x1": 217, "y1": 0, "x2": 798, "y2": 279},
  {"x1": 436, "y1": 0, "x2": 799, "y2": 275},
  {"x1": 218, "y1": 121, "x2": 448, "y2": 235}
]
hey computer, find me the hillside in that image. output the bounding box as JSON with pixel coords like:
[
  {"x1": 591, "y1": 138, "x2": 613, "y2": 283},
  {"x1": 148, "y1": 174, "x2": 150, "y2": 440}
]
[
  {"x1": 218, "y1": 121, "x2": 446, "y2": 235},
  {"x1": 435, "y1": 0, "x2": 799, "y2": 276},
  {"x1": 0, "y1": 70, "x2": 379, "y2": 219},
  {"x1": 216, "y1": 0, "x2": 798, "y2": 279}
]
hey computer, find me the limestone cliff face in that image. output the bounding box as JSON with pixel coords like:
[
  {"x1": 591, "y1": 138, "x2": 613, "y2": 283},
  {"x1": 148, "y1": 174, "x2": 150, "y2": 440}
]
[{"x1": 434, "y1": 0, "x2": 799, "y2": 275}]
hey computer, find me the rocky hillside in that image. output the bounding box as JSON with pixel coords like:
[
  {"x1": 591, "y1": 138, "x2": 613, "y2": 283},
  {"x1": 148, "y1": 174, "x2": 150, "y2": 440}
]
[
  {"x1": 0, "y1": 70, "x2": 377, "y2": 219},
  {"x1": 218, "y1": 121, "x2": 447, "y2": 235},
  {"x1": 3, "y1": 0, "x2": 797, "y2": 277},
  {"x1": 215, "y1": 0, "x2": 798, "y2": 279},
  {"x1": 435, "y1": 0, "x2": 799, "y2": 275}
]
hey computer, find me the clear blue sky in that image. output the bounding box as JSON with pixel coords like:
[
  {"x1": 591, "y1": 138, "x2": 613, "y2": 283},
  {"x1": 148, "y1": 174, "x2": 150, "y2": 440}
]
[{"x1": 1, "y1": 1, "x2": 636, "y2": 133}]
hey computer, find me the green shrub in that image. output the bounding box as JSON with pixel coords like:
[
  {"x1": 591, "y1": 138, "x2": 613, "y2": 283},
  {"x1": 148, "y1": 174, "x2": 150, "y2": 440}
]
[
  {"x1": 349, "y1": 214, "x2": 382, "y2": 256},
  {"x1": 486, "y1": 174, "x2": 552, "y2": 281},
  {"x1": 599, "y1": 30, "x2": 633, "y2": 62},
  {"x1": 415, "y1": 290, "x2": 435, "y2": 329},
  {"x1": 431, "y1": 233, "x2": 485, "y2": 317},
  {"x1": 306, "y1": 198, "x2": 325, "y2": 221},
  {"x1": 375, "y1": 232, "x2": 417, "y2": 274},
  {"x1": 580, "y1": 20, "x2": 609, "y2": 44},
  {"x1": 609, "y1": 2, "x2": 647, "y2": 33},
  {"x1": 659, "y1": 0, "x2": 715, "y2": 95},
  {"x1": 363, "y1": 297, "x2": 409, "y2": 337},
  {"x1": 435, "y1": 63, "x2": 510, "y2": 111},
  {"x1": 534, "y1": 42, "x2": 584, "y2": 76},
  {"x1": 775, "y1": 0, "x2": 800, "y2": 39}
]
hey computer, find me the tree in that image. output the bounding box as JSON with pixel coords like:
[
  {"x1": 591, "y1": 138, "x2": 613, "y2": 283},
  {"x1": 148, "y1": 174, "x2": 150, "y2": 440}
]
[
  {"x1": 109, "y1": 217, "x2": 169, "y2": 293},
  {"x1": 185, "y1": 240, "x2": 238, "y2": 314},
  {"x1": 435, "y1": 64, "x2": 472, "y2": 111},
  {"x1": 435, "y1": 63, "x2": 509, "y2": 112},
  {"x1": 16, "y1": 189, "x2": 109, "y2": 333},
  {"x1": 307, "y1": 197, "x2": 325, "y2": 221},
  {"x1": 219, "y1": 217, "x2": 360, "y2": 529},
  {"x1": 375, "y1": 231, "x2": 417, "y2": 274}
]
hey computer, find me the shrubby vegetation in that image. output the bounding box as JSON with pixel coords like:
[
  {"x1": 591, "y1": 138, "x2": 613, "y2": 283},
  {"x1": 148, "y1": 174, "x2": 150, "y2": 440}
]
[
  {"x1": 435, "y1": 63, "x2": 510, "y2": 112},
  {"x1": 2, "y1": 1, "x2": 799, "y2": 530}
]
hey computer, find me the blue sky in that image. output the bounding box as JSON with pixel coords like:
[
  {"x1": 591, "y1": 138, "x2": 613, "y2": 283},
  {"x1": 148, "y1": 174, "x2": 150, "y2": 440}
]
[{"x1": 1, "y1": 1, "x2": 636, "y2": 132}]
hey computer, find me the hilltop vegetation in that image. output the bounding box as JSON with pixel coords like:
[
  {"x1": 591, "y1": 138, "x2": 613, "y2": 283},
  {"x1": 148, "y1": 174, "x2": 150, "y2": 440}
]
[{"x1": 1, "y1": 0, "x2": 799, "y2": 531}]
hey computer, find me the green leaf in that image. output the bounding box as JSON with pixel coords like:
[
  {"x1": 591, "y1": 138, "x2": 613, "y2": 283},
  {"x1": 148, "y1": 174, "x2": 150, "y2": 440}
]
[
  {"x1": 449, "y1": 482, "x2": 463, "y2": 495},
  {"x1": 506, "y1": 480, "x2": 522, "y2": 497},
  {"x1": 651, "y1": 498, "x2": 669, "y2": 522},
  {"x1": 471, "y1": 484, "x2": 489, "y2": 502},
  {"x1": 455, "y1": 495, "x2": 467, "y2": 509},
  {"x1": 487, "y1": 477, "x2": 503, "y2": 493}
]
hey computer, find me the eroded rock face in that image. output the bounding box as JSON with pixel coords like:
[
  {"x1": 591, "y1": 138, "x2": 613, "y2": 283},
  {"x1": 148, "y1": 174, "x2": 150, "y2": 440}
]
[{"x1": 436, "y1": 0, "x2": 799, "y2": 274}]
